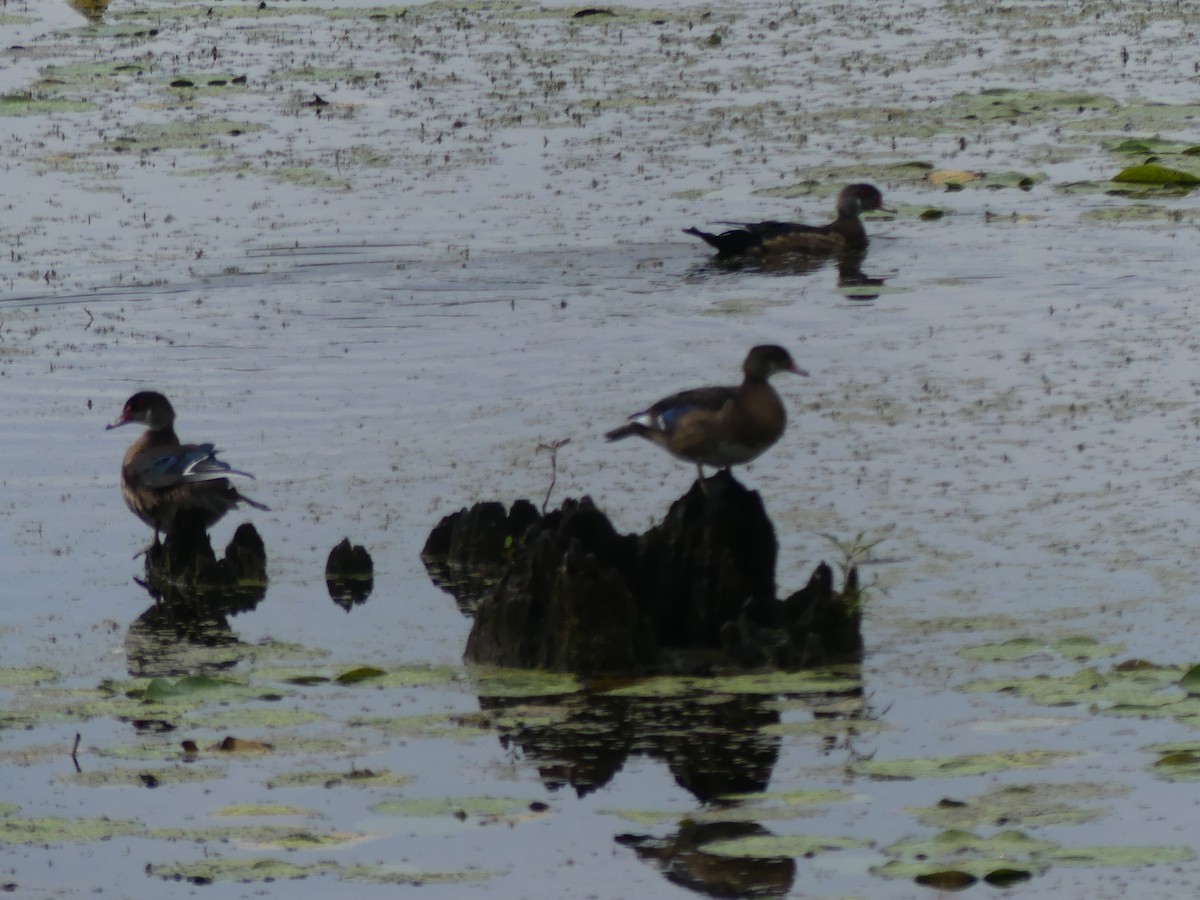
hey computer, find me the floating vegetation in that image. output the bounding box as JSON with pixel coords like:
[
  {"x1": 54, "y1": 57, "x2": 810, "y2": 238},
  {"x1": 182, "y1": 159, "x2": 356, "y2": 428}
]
[
  {"x1": 64, "y1": 765, "x2": 225, "y2": 788},
  {"x1": 0, "y1": 94, "x2": 94, "y2": 116},
  {"x1": 339, "y1": 864, "x2": 494, "y2": 885},
  {"x1": 146, "y1": 857, "x2": 336, "y2": 884},
  {"x1": 0, "y1": 667, "x2": 58, "y2": 687},
  {"x1": 856, "y1": 749, "x2": 1079, "y2": 781},
  {"x1": 963, "y1": 660, "x2": 1200, "y2": 720},
  {"x1": 0, "y1": 815, "x2": 142, "y2": 844},
  {"x1": 960, "y1": 635, "x2": 1122, "y2": 663},
  {"x1": 210, "y1": 803, "x2": 315, "y2": 817},
  {"x1": 370, "y1": 795, "x2": 547, "y2": 822},
  {"x1": 873, "y1": 828, "x2": 1192, "y2": 887},
  {"x1": 347, "y1": 711, "x2": 496, "y2": 740},
  {"x1": 1111, "y1": 163, "x2": 1200, "y2": 186},
  {"x1": 907, "y1": 782, "x2": 1127, "y2": 829},
  {"x1": 267, "y1": 768, "x2": 413, "y2": 790},
  {"x1": 105, "y1": 119, "x2": 263, "y2": 153},
  {"x1": 699, "y1": 832, "x2": 870, "y2": 859}
]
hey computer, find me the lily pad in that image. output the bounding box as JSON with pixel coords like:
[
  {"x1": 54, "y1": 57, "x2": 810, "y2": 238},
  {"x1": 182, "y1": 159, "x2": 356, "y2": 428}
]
[
  {"x1": 699, "y1": 833, "x2": 870, "y2": 859},
  {"x1": 339, "y1": 864, "x2": 494, "y2": 885},
  {"x1": 908, "y1": 782, "x2": 1126, "y2": 829},
  {"x1": 267, "y1": 768, "x2": 413, "y2": 790},
  {"x1": 1111, "y1": 164, "x2": 1200, "y2": 185},
  {"x1": 961, "y1": 636, "x2": 1121, "y2": 662},
  {"x1": 211, "y1": 803, "x2": 314, "y2": 817},
  {"x1": 370, "y1": 795, "x2": 543, "y2": 820},
  {"x1": 146, "y1": 857, "x2": 336, "y2": 884},
  {"x1": 0, "y1": 667, "x2": 59, "y2": 687},
  {"x1": 0, "y1": 815, "x2": 142, "y2": 844},
  {"x1": 1045, "y1": 844, "x2": 1195, "y2": 867},
  {"x1": 857, "y1": 749, "x2": 1077, "y2": 780}
]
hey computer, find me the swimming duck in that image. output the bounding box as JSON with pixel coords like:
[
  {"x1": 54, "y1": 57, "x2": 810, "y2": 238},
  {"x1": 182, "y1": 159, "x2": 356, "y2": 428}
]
[
  {"x1": 684, "y1": 183, "x2": 891, "y2": 258},
  {"x1": 107, "y1": 391, "x2": 268, "y2": 542},
  {"x1": 605, "y1": 345, "x2": 806, "y2": 480}
]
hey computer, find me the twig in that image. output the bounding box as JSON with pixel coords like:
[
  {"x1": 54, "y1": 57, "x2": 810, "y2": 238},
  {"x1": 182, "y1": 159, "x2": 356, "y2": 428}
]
[
  {"x1": 535, "y1": 438, "x2": 571, "y2": 515},
  {"x1": 71, "y1": 733, "x2": 81, "y2": 773}
]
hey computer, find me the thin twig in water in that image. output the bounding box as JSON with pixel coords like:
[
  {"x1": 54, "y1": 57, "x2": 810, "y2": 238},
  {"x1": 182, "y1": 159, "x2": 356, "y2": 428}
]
[
  {"x1": 71, "y1": 732, "x2": 81, "y2": 773},
  {"x1": 535, "y1": 438, "x2": 571, "y2": 515},
  {"x1": 84, "y1": 308, "x2": 94, "y2": 331}
]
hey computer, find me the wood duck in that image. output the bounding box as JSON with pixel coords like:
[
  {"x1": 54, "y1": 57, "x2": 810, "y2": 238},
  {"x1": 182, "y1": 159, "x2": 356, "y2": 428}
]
[
  {"x1": 107, "y1": 391, "x2": 268, "y2": 542},
  {"x1": 605, "y1": 345, "x2": 806, "y2": 479},
  {"x1": 684, "y1": 183, "x2": 891, "y2": 258}
]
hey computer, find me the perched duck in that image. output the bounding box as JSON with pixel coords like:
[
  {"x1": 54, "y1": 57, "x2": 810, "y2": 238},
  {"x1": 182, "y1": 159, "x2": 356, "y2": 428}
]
[
  {"x1": 684, "y1": 183, "x2": 891, "y2": 258},
  {"x1": 605, "y1": 345, "x2": 806, "y2": 479},
  {"x1": 107, "y1": 391, "x2": 268, "y2": 542}
]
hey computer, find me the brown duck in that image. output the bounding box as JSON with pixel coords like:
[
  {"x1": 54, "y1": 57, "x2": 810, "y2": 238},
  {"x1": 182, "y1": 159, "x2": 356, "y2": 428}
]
[
  {"x1": 605, "y1": 345, "x2": 806, "y2": 480},
  {"x1": 107, "y1": 391, "x2": 268, "y2": 542},
  {"x1": 685, "y1": 183, "x2": 891, "y2": 258}
]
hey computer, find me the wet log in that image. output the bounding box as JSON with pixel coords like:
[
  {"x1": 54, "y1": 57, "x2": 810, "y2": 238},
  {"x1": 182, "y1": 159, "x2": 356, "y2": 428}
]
[
  {"x1": 463, "y1": 497, "x2": 652, "y2": 672},
  {"x1": 426, "y1": 471, "x2": 862, "y2": 675}
]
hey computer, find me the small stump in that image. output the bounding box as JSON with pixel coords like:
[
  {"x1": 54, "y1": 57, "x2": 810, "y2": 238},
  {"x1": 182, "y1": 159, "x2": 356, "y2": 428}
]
[
  {"x1": 144, "y1": 516, "x2": 268, "y2": 611},
  {"x1": 325, "y1": 538, "x2": 374, "y2": 610}
]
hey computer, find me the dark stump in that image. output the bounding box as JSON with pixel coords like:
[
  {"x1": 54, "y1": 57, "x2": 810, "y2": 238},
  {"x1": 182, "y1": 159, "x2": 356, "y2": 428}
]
[
  {"x1": 325, "y1": 538, "x2": 374, "y2": 610},
  {"x1": 143, "y1": 514, "x2": 268, "y2": 612},
  {"x1": 424, "y1": 471, "x2": 863, "y2": 675}
]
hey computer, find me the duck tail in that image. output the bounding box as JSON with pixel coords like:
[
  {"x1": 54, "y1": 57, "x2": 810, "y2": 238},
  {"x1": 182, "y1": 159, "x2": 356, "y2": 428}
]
[
  {"x1": 684, "y1": 226, "x2": 759, "y2": 257},
  {"x1": 235, "y1": 491, "x2": 270, "y2": 512},
  {"x1": 605, "y1": 422, "x2": 648, "y2": 442},
  {"x1": 683, "y1": 226, "x2": 723, "y2": 249}
]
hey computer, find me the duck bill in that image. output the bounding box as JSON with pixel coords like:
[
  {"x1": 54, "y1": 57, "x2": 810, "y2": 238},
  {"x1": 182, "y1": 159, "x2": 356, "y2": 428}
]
[
  {"x1": 789, "y1": 364, "x2": 810, "y2": 377},
  {"x1": 105, "y1": 414, "x2": 131, "y2": 430}
]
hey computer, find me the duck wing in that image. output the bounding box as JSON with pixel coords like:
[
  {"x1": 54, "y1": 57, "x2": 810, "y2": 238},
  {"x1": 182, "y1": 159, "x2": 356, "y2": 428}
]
[
  {"x1": 133, "y1": 443, "x2": 255, "y2": 489},
  {"x1": 641, "y1": 385, "x2": 737, "y2": 433}
]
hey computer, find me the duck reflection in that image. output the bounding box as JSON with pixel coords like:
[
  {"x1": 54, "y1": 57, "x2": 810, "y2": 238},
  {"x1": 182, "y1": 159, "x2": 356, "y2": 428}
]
[
  {"x1": 688, "y1": 248, "x2": 888, "y2": 299},
  {"x1": 617, "y1": 821, "x2": 796, "y2": 899}
]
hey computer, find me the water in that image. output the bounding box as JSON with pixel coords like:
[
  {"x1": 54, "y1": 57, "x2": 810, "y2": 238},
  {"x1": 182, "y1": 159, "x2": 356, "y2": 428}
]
[{"x1": 5, "y1": 0, "x2": 1200, "y2": 896}]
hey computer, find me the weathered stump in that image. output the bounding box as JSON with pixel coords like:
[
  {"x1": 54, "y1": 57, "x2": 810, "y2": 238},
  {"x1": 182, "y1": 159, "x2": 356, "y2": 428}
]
[
  {"x1": 325, "y1": 538, "x2": 374, "y2": 610},
  {"x1": 463, "y1": 497, "x2": 652, "y2": 672},
  {"x1": 143, "y1": 516, "x2": 268, "y2": 611},
  {"x1": 424, "y1": 472, "x2": 862, "y2": 675}
]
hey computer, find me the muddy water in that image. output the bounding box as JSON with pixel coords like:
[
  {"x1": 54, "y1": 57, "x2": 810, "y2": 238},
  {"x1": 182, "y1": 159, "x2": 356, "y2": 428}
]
[{"x1": 5, "y1": 0, "x2": 1200, "y2": 896}]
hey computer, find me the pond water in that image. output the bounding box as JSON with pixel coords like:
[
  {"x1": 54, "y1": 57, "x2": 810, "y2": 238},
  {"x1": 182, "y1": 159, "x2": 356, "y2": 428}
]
[{"x1": 6, "y1": 0, "x2": 1200, "y2": 896}]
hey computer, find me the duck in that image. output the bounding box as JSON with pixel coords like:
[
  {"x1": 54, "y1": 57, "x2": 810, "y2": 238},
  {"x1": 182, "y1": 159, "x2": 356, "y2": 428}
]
[
  {"x1": 107, "y1": 391, "x2": 268, "y2": 542},
  {"x1": 604, "y1": 345, "x2": 806, "y2": 480},
  {"x1": 684, "y1": 183, "x2": 891, "y2": 258}
]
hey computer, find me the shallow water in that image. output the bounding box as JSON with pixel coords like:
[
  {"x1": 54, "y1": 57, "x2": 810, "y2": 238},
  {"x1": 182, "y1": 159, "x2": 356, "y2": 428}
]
[{"x1": 7, "y1": 0, "x2": 1200, "y2": 896}]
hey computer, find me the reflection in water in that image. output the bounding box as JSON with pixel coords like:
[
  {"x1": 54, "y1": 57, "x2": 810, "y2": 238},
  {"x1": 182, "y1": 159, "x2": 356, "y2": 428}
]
[
  {"x1": 686, "y1": 249, "x2": 889, "y2": 301},
  {"x1": 477, "y1": 675, "x2": 865, "y2": 898},
  {"x1": 66, "y1": 0, "x2": 108, "y2": 22},
  {"x1": 482, "y1": 689, "x2": 784, "y2": 800},
  {"x1": 617, "y1": 821, "x2": 796, "y2": 899},
  {"x1": 124, "y1": 598, "x2": 243, "y2": 679}
]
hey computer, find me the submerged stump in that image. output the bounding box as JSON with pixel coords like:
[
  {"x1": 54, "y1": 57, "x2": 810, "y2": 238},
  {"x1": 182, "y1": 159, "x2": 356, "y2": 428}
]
[{"x1": 425, "y1": 471, "x2": 862, "y2": 675}]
